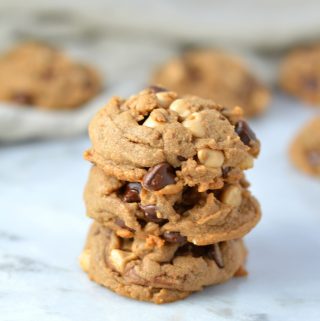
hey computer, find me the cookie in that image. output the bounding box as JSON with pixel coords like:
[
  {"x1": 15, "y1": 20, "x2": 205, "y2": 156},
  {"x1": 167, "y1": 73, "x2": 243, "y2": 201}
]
[
  {"x1": 80, "y1": 222, "x2": 247, "y2": 304},
  {"x1": 84, "y1": 166, "x2": 261, "y2": 245},
  {"x1": 280, "y1": 45, "x2": 320, "y2": 106},
  {"x1": 152, "y1": 50, "x2": 270, "y2": 117},
  {"x1": 0, "y1": 42, "x2": 102, "y2": 110},
  {"x1": 290, "y1": 117, "x2": 320, "y2": 177},
  {"x1": 84, "y1": 88, "x2": 260, "y2": 193}
]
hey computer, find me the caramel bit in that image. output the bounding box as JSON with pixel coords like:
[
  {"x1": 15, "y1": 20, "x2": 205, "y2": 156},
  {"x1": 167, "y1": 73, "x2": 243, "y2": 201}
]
[
  {"x1": 116, "y1": 229, "x2": 134, "y2": 239},
  {"x1": 234, "y1": 265, "x2": 248, "y2": 277},
  {"x1": 146, "y1": 235, "x2": 165, "y2": 248}
]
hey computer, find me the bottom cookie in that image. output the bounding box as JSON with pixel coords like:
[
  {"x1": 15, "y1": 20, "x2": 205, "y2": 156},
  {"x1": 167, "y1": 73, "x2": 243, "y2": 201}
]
[{"x1": 80, "y1": 223, "x2": 247, "y2": 304}]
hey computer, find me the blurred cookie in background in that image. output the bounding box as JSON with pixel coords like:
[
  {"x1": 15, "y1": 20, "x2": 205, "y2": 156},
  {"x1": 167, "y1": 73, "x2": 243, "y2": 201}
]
[
  {"x1": 0, "y1": 42, "x2": 102, "y2": 110},
  {"x1": 290, "y1": 117, "x2": 320, "y2": 177},
  {"x1": 151, "y1": 49, "x2": 270, "y2": 118},
  {"x1": 280, "y1": 45, "x2": 320, "y2": 106}
]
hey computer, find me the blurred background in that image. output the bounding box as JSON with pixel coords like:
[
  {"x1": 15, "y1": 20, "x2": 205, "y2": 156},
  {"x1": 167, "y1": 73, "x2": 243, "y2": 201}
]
[{"x1": 0, "y1": 1, "x2": 320, "y2": 321}]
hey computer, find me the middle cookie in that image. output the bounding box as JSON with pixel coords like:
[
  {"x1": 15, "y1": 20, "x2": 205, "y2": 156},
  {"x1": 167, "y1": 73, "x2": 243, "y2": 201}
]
[{"x1": 84, "y1": 166, "x2": 261, "y2": 246}]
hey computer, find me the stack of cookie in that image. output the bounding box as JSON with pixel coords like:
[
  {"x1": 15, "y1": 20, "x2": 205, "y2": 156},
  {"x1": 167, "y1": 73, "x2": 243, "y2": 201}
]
[{"x1": 80, "y1": 87, "x2": 261, "y2": 304}]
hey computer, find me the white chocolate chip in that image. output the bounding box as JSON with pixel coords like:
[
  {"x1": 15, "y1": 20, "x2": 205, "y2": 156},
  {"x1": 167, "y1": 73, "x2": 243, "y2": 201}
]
[
  {"x1": 109, "y1": 249, "x2": 136, "y2": 273},
  {"x1": 182, "y1": 112, "x2": 206, "y2": 137},
  {"x1": 156, "y1": 92, "x2": 176, "y2": 108},
  {"x1": 198, "y1": 148, "x2": 224, "y2": 168},
  {"x1": 143, "y1": 116, "x2": 161, "y2": 128},
  {"x1": 221, "y1": 185, "x2": 242, "y2": 207},
  {"x1": 79, "y1": 249, "x2": 91, "y2": 273},
  {"x1": 143, "y1": 112, "x2": 167, "y2": 128},
  {"x1": 169, "y1": 99, "x2": 191, "y2": 118},
  {"x1": 239, "y1": 156, "x2": 254, "y2": 170}
]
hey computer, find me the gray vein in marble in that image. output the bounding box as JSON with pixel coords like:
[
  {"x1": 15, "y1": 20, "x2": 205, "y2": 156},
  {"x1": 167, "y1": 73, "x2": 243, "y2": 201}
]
[
  {"x1": 0, "y1": 231, "x2": 22, "y2": 242},
  {"x1": 0, "y1": 254, "x2": 69, "y2": 273}
]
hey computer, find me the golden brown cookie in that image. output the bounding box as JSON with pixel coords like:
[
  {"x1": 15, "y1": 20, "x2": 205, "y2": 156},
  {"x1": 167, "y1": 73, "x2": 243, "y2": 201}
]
[
  {"x1": 280, "y1": 45, "x2": 320, "y2": 106},
  {"x1": 84, "y1": 166, "x2": 261, "y2": 245},
  {"x1": 80, "y1": 222, "x2": 247, "y2": 304},
  {"x1": 0, "y1": 42, "x2": 102, "y2": 110},
  {"x1": 152, "y1": 50, "x2": 270, "y2": 117},
  {"x1": 290, "y1": 117, "x2": 320, "y2": 177},
  {"x1": 85, "y1": 88, "x2": 260, "y2": 193}
]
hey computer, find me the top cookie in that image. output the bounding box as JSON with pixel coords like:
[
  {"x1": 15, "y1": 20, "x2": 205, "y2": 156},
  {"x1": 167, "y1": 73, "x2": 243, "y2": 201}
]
[
  {"x1": 290, "y1": 117, "x2": 320, "y2": 177},
  {"x1": 280, "y1": 45, "x2": 320, "y2": 106},
  {"x1": 152, "y1": 50, "x2": 270, "y2": 117},
  {"x1": 85, "y1": 87, "x2": 260, "y2": 193},
  {"x1": 0, "y1": 42, "x2": 102, "y2": 110}
]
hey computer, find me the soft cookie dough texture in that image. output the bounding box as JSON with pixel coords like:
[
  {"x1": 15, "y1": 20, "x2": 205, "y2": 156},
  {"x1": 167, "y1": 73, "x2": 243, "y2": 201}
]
[
  {"x1": 290, "y1": 117, "x2": 320, "y2": 177},
  {"x1": 81, "y1": 87, "x2": 262, "y2": 303},
  {"x1": 280, "y1": 45, "x2": 320, "y2": 106},
  {"x1": 152, "y1": 50, "x2": 270, "y2": 117},
  {"x1": 0, "y1": 42, "x2": 101, "y2": 110},
  {"x1": 80, "y1": 223, "x2": 247, "y2": 304}
]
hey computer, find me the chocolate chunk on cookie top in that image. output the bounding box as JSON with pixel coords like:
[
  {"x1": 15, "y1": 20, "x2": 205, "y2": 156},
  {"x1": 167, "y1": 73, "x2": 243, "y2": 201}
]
[
  {"x1": 85, "y1": 88, "x2": 260, "y2": 192},
  {"x1": 290, "y1": 117, "x2": 320, "y2": 177}
]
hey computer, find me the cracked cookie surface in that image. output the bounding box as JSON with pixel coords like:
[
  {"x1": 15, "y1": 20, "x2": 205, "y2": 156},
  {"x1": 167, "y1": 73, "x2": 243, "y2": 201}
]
[
  {"x1": 152, "y1": 50, "x2": 270, "y2": 117},
  {"x1": 85, "y1": 88, "x2": 260, "y2": 193},
  {"x1": 290, "y1": 117, "x2": 320, "y2": 177},
  {"x1": 80, "y1": 223, "x2": 247, "y2": 304},
  {"x1": 0, "y1": 42, "x2": 102, "y2": 110}
]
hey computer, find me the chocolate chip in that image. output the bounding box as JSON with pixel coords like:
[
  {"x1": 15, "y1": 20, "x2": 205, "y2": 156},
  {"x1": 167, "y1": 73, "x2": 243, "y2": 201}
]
[
  {"x1": 123, "y1": 182, "x2": 142, "y2": 203},
  {"x1": 304, "y1": 77, "x2": 318, "y2": 91},
  {"x1": 139, "y1": 204, "x2": 168, "y2": 224},
  {"x1": 149, "y1": 85, "x2": 168, "y2": 93},
  {"x1": 137, "y1": 115, "x2": 148, "y2": 125},
  {"x1": 83, "y1": 78, "x2": 93, "y2": 89},
  {"x1": 175, "y1": 243, "x2": 207, "y2": 258},
  {"x1": 163, "y1": 231, "x2": 187, "y2": 243},
  {"x1": 187, "y1": 65, "x2": 202, "y2": 82},
  {"x1": 142, "y1": 163, "x2": 176, "y2": 191},
  {"x1": 173, "y1": 187, "x2": 201, "y2": 214},
  {"x1": 11, "y1": 92, "x2": 34, "y2": 105},
  {"x1": 207, "y1": 243, "x2": 224, "y2": 268},
  {"x1": 175, "y1": 242, "x2": 224, "y2": 267},
  {"x1": 115, "y1": 218, "x2": 135, "y2": 232},
  {"x1": 307, "y1": 149, "x2": 320, "y2": 167},
  {"x1": 177, "y1": 155, "x2": 187, "y2": 161},
  {"x1": 41, "y1": 69, "x2": 54, "y2": 80},
  {"x1": 240, "y1": 77, "x2": 258, "y2": 99},
  {"x1": 235, "y1": 120, "x2": 257, "y2": 146},
  {"x1": 222, "y1": 167, "x2": 232, "y2": 178}
]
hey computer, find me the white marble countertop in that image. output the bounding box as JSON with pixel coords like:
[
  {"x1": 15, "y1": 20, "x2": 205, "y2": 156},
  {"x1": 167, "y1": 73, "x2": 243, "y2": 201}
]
[{"x1": 1, "y1": 94, "x2": 320, "y2": 321}]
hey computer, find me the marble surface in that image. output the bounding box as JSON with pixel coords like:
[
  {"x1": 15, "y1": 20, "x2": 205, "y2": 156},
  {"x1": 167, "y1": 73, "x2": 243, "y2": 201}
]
[{"x1": 1, "y1": 94, "x2": 320, "y2": 321}]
